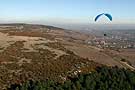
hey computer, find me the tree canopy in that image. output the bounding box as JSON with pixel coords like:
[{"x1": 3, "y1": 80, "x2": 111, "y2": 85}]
[{"x1": 7, "y1": 66, "x2": 135, "y2": 90}]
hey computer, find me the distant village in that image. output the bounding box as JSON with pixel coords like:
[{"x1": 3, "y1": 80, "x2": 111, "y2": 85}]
[{"x1": 86, "y1": 31, "x2": 135, "y2": 50}]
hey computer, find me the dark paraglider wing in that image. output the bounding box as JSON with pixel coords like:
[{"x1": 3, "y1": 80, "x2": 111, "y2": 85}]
[
  {"x1": 104, "y1": 13, "x2": 112, "y2": 21},
  {"x1": 95, "y1": 13, "x2": 112, "y2": 21},
  {"x1": 95, "y1": 13, "x2": 104, "y2": 21}
]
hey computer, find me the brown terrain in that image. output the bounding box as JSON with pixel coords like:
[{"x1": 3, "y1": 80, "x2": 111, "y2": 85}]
[
  {"x1": 119, "y1": 49, "x2": 135, "y2": 67},
  {"x1": 0, "y1": 23, "x2": 134, "y2": 89}
]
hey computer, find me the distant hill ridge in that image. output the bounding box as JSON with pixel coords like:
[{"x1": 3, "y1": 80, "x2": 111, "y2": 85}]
[{"x1": 0, "y1": 23, "x2": 65, "y2": 30}]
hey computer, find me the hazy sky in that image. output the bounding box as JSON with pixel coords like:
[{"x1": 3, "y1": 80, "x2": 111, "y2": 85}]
[{"x1": 0, "y1": 0, "x2": 135, "y2": 24}]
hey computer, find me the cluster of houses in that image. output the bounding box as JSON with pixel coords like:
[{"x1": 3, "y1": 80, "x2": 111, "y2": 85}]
[{"x1": 86, "y1": 36, "x2": 135, "y2": 49}]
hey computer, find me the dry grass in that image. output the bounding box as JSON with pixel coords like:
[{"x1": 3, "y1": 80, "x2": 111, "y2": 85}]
[
  {"x1": 119, "y1": 49, "x2": 135, "y2": 67},
  {"x1": 63, "y1": 41, "x2": 123, "y2": 67},
  {"x1": 0, "y1": 31, "x2": 100, "y2": 89}
]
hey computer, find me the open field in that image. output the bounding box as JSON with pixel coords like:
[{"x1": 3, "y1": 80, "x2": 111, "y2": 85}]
[
  {"x1": 63, "y1": 41, "x2": 123, "y2": 67},
  {"x1": 0, "y1": 24, "x2": 100, "y2": 89},
  {"x1": 119, "y1": 49, "x2": 135, "y2": 67}
]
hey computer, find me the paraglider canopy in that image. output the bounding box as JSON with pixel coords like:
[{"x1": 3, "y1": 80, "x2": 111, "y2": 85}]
[{"x1": 95, "y1": 13, "x2": 112, "y2": 22}]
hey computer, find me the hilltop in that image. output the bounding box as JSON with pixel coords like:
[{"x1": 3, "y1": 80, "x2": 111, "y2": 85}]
[
  {"x1": 0, "y1": 24, "x2": 100, "y2": 89},
  {"x1": 0, "y1": 23, "x2": 134, "y2": 89}
]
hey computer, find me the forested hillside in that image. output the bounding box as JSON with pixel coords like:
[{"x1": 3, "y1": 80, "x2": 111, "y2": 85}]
[{"x1": 7, "y1": 66, "x2": 135, "y2": 90}]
